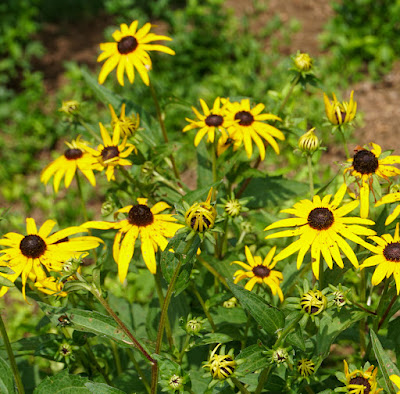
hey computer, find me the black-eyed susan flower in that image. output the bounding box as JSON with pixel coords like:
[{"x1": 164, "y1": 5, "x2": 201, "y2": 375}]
[
  {"x1": 264, "y1": 184, "x2": 376, "y2": 279},
  {"x1": 41, "y1": 136, "x2": 99, "y2": 193},
  {"x1": 80, "y1": 123, "x2": 136, "y2": 181},
  {"x1": 108, "y1": 103, "x2": 140, "y2": 138},
  {"x1": 83, "y1": 198, "x2": 184, "y2": 280},
  {"x1": 300, "y1": 289, "x2": 327, "y2": 315},
  {"x1": 343, "y1": 360, "x2": 382, "y2": 394},
  {"x1": 183, "y1": 97, "x2": 236, "y2": 147},
  {"x1": 185, "y1": 188, "x2": 217, "y2": 232},
  {"x1": 98, "y1": 20, "x2": 175, "y2": 86},
  {"x1": 344, "y1": 143, "x2": 400, "y2": 218},
  {"x1": 0, "y1": 218, "x2": 102, "y2": 300},
  {"x1": 390, "y1": 374, "x2": 400, "y2": 393},
  {"x1": 297, "y1": 358, "x2": 315, "y2": 378},
  {"x1": 203, "y1": 344, "x2": 237, "y2": 381},
  {"x1": 231, "y1": 246, "x2": 284, "y2": 301},
  {"x1": 323, "y1": 90, "x2": 357, "y2": 125},
  {"x1": 223, "y1": 98, "x2": 284, "y2": 159},
  {"x1": 360, "y1": 223, "x2": 400, "y2": 293},
  {"x1": 34, "y1": 276, "x2": 67, "y2": 297}
]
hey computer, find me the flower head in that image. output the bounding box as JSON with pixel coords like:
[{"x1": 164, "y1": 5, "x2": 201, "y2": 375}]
[
  {"x1": 360, "y1": 223, "x2": 400, "y2": 293},
  {"x1": 109, "y1": 103, "x2": 140, "y2": 138},
  {"x1": 58, "y1": 100, "x2": 80, "y2": 116},
  {"x1": 98, "y1": 20, "x2": 175, "y2": 86},
  {"x1": 300, "y1": 289, "x2": 327, "y2": 315},
  {"x1": 297, "y1": 358, "x2": 315, "y2": 378},
  {"x1": 390, "y1": 374, "x2": 400, "y2": 393},
  {"x1": 345, "y1": 143, "x2": 400, "y2": 218},
  {"x1": 34, "y1": 276, "x2": 68, "y2": 297},
  {"x1": 343, "y1": 360, "x2": 382, "y2": 394},
  {"x1": 41, "y1": 136, "x2": 99, "y2": 193},
  {"x1": 185, "y1": 188, "x2": 217, "y2": 232},
  {"x1": 0, "y1": 218, "x2": 101, "y2": 300},
  {"x1": 231, "y1": 246, "x2": 284, "y2": 301},
  {"x1": 223, "y1": 98, "x2": 284, "y2": 160},
  {"x1": 264, "y1": 184, "x2": 376, "y2": 279},
  {"x1": 83, "y1": 198, "x2": 184, "y2": 280},
  {"x1": 293, "y1": 52, "x2": 313, "y2": 72},
  {"x1": 80, "y1": 123, "x2": 136, "y2": 181},
  {"x1": 183, "y1": 98, "x2": 236, "y2": 147},
  {"x1": 324, "y1": 90, "x2": 357, "y2": 125},
  {"x1": 203, "y1": 344, "x2": 237, "y2": 381},
  {"x1": 298, "y1": 127, "x2": 320, "y2": 154},
  {"x1": 376, "y1": 192, "x2": 400, "y2": 226}
]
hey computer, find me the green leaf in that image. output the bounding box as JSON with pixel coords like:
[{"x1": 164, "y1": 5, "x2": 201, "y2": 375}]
[
  {"x1": 228, "y1": 281, "x2": 284, "y2": 336},
  {"x1": 33, "y1": 369, "x2": 90, "y2": 393},
  {"x1": 316, "y1": 310, "x2": 367, "y2": 357},
  {"x1": 0, "y1": 356, "x2": 15, "y2": 394},
  {"x1": 237, "y1": 344, "x2": 270, "y2": 374},
  {"x1": 0, "y1": 267, "x2": 14, "y2": 275},
  {"x1": 370, "y1": 330, "x2": 399, "y2": 394},
  {"x1": 9, "y1": 333, "x2": 63, "y2": 353},
  {"x1": 0, "y1": 276, "x2": 14, "y2": 288},
  {"x1": 37, "y1": 302, "x2": 146, "y2": 349},
  {"x1": 85, "y1": 382, "x2": 125, "y2": 394},
  {"x1": 286, "y1": 325, "x2": 306, "y2": 351},
  {"x1": 196, "y1": 141, "x2": 212, "y2": 189}
]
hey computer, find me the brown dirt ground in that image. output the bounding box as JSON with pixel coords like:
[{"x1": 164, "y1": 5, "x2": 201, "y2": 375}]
[{"x1": 36, "y1": 1, "x2": 400, "y2": 160}]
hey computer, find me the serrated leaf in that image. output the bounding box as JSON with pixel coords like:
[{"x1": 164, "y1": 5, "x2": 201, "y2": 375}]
[
  {"x1": 9, "y1": 333, "x2": 63, "y2": 353},
  {"x1": 286, "y1": 325, "x2": 306, "y2": 351},
  {"x1": 370, "y1": 330, "x2": 399, "y2": 394},
  {"x1": 228, "y1": 281, "x2": 284, "y2": 336},
  {"x1": 0, "y1": 356, "x2": 15, "y2": 394},
  {"x1": 37, "y1": 302, "x2": 148, "y2": 350},
  {"x1": 85, "y1": 382, "x2": 125, "y2": 393},
  {"x1": 33, "y1": 369, "x2": 90, "y2": 394},
  {"x1": 237, "y1": 344, "x2": 270, "y2": 374}
]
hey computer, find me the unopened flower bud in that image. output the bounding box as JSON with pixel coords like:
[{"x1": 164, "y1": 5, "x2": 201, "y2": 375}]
[
  {"x1": 298, "y1": 128, "x2": 319, "y2": 154},
  {"x1": 272, "y1": 348, "x2": 289, "y2": 364},
  {"x1": 332, "y1": 290, "x2": 346, "y2": 308},
  {"x1": 101, "y1": 201, "x2": 115, "y2": 217},
  {"x1": 185, "y1": 188, "x2": 216, "y2": 232},
  {"x1": 59, "y1": 100, "x2": 80, "y2": 116},
  {"x1": 300, "y1": 290, "x2": 327, "y2": 315},
  {"x1": 223, "y1": 297, "x2": 238, "y2": 309},
  {"x1": 297, "y1": 358, "x2": 315, "y2": 377},
  {"x1": 186, "y1": 319, "x2": 203, "y2": 335},
  {"x1": 294, "y1": 52, "x2": 313, "y2": 72},
  {"x1": 224, "y1": 199, "x2": 242, "y2": 217},
  {"x1": 168, "y1": 374, "x2": 184, "y2": 390}
]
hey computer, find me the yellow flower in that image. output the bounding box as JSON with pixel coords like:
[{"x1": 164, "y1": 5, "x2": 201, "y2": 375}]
[
  {"x1": 300, "y1": 290, "x2": 326, "y2": 315},
  {"x1": 375, "y1": 191, "x2": 400, "y2": 226},
  {"x1": 360, "y1": 223, "x2": 400, "y2": 293},
  {"x1": 344, "y1": 143, "x2": 400, "y2": 218},
  {"x1": 264, "y1": 184, "x2": 376, "y2": 279},
  {"x1": 34, "y1": 276, "x2": 68, "y2": 297},
  {"x1": 223, "y1": 98, "x2": 284, "y2": 160},
  {"x1": 109, "y1": 103, "x2": 140, "y2": 138},
  {"x1": 0, "y1": 218, "x2": 101, "y2": 300},
  {"x1": 203, "y1": 344, "x2": 236, "y2": 380},
  {"x1": 323, "y1": 90, "x2": 357, "y2": 125},
  {"x1": 98, "y1": 20, "x2": 175, "y2": 86},
  {"x1": 41, "y1": 136, "x2": 99, "y2": 193},
  {"x1": 185, "y1": 188, "x2": 217, "y2": 232},
  {"x1": 183, "y1": 97, "x2": 236, "y2": 147},
  {"x1": 231, "y1": 246, "x2": 284, "y2": 301},
  {"x1": 293, "y1": 52, "x2": 313, "y2": 72},
  {"x1": 298, "y1": 127, "x2": 319, "y2": 154},
  {"x1": 390, "y1": 374, "x2": 400, "y2": 393},
  {"x1": 297, "y1": 359, "x2": 315, "y2": 377},
  {"x1": 344, "y1": 360, "x2": 382, "y2": 394},
  {"x1": 83, "y1": 198, "x2": 184, "y2": 280},
  {"x1": 80, "y1": 123, "x2": 136, "y2": 181},
  {"x1": 216, "y1": 130, "x2": 242, "y2": 157},
  {"x1": 58, "y1": 100, "x2": 80, "y2": 116}
]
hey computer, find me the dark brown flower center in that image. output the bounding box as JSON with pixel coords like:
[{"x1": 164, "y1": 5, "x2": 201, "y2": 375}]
[
  {"x1": 101, "y1": 146, "x2": 119, "y2": 161},
  {"x1": 53, "y1": 236, "x2": 69, "y2": 244},
  {"x1": 64, "y1": 148, "x2": 83, "y2": 160},
  {"x1": 353, "y1": 150, "x2": 379, "y2": 175},
  {"x1": 349, "y1": 377, "x2": 371, "y2": 394},
  {"x1": 20, "y1": 234, "x2": 47, "y2": 258},
  {"x1": 307, "y1": 207, "x2": 334, "y2": 230},
  {"x1": 335, "y1": 111, "x2": 347, "y2": 123},
  {"x1": 235, "y1": 111, "x2": 254, "y2": 126},
  {"x1": 117, "y1": 36, "x2": 138, "y2": 55},
  {"x1": 252, "y1": 265, "x2": 270, "y2": 278},
  {"x1": 190, "y1": 216, "x2": 211, "y2": 229},
  {"x1": 128, "y1": 204, "x2": 154, "y2": 226},
  {"x1": 205, "y1": 114, "x2": 223, "y2": 127},
  {"x1": 383, "y1": 242, "x2": 400, "y2": 262}
]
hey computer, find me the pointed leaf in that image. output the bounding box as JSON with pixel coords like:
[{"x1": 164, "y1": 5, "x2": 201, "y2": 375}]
[
  {"x1": 228, "y1": 281, "x2": 284, "y2": 336},
  {"x1": 0, "y1": 356, "x2": 15, "y2": 394},
  {"x1": 370, "y1": 329, "x2": 399, "y2": 394},
  {"x1": 237, "y1": 344, "x2": 270, "y2": 374}
]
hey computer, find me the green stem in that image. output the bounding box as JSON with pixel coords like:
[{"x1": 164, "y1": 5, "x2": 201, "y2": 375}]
[
  {"x1": 378, "y1": 293, "x2": 397, "y2": 331},
  {"x1": 127, "y1": 350, "x2": 151, "y2": 394},
  {"x1": 254, "y1": 366, "x2": 272, "y2": 394},
  {"x1": 151, "y1": 258, "x2": 184, "y2": 394},
  {"x1": 276, "y1": 74, "x2": 300, "y2": 116},
  {"x1": 339, "y1": 126, "x2": 350, "y2": 160},
  {"x1": 191, "y1": 284, "x2": 216, "y2": 332},
  {"x1": 241, "y1": 313, "x2": 252, "y2": 350},
  {"x1": 212, "y1": 137, "x2": 218, "y2": 184},
  {"x1": 85, "y1": 342, "x2": 112, "y2": 385},
  {"x1": 231, "y1": 377, "x2": 250, "y2": 394},
  {"x1": 318, "y1": 258, "x2": 324, "y2": 289},
  {"x1": 79, "y1": 119, "x2": 103, "y2": 143},
  {"x1": 154, "y1": 271, "x2": 175, "y2": 349},
  {"x1": 120, "y1": 166, "x2": 135, "y2": 184},
  {"x1": 359, "y1": 268, "x2": 367, "y2": 354},
  {"x1": 306, "y1": 155, "x2": 314, "y2": 199},
  {"x1": 275, "y1": 314, "x2": 303, "y2": 348},
  {"x1": 197, "y1": 256, "x2": 229, "y2": 290},
  {"x1": 148, "y1": 80, "x2": 180, "y2": 180},
  {"x1": 218, "y1": 217, "x2": 229, "y2": 259},
  {"x1": 90, "y1": 286, "x2": 155, "y2": 364},
  {"x1": 110, "y1": 340, "x2": 122, "y2": 376},
  {"x1": 75, "y1": 171, "x2": 88, "y2": 222},
  {"x1": 177, "y1": 334, "x2": 191, "y2": 364},
  {"x1": 0, "y1": 313, "x2": 25, "y2": 394}
]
